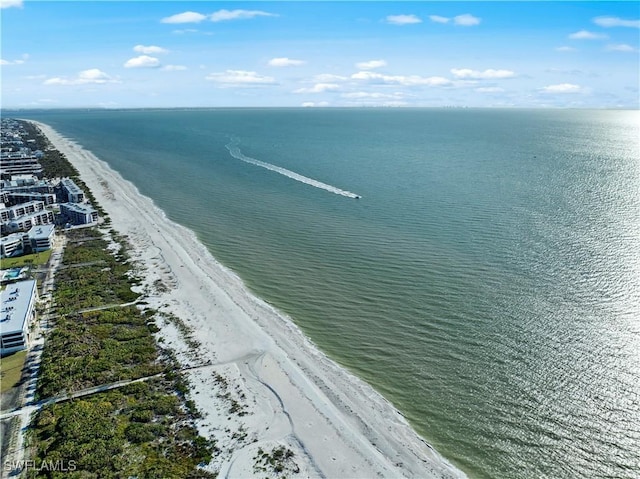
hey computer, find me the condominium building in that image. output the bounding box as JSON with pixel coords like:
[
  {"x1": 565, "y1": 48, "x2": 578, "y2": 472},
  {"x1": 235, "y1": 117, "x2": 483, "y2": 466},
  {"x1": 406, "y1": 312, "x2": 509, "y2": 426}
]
[
  {"x1": 28, "y1": 224, "x2": 55, "y2": 252},
  {"x1": 0, "y1": 153, "x2": 43, "y2": 179},
  {"x1": 1, "y1": 209, "x2": 55, "y2": 234},
  {"x1": 60, "y1": 202, "x2": 98, "y2": 225},
  {"x1": 57, "y1": 178, "x2": 85, "y2": 203},
  {"x1": 6, "y1": 192, "x2": 57, "y2": 206},
  {"x1": 0, "y1": 224, "x2": 55, "y2": 258},
  {"x1": 0, "y1": 280, "x2": 38, "y2": 355},
  {"x1": 0, "y1": 200, "x2": 46, "y2": 222},
  {"x1": 0, "y1": 233, "x2": 24, "y2": 258}
]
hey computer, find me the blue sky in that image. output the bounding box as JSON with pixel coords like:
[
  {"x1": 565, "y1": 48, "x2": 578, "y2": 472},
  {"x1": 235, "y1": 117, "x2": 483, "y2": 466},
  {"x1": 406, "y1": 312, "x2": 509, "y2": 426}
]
[{"x1": 1, "y1": 1, "x2": 639, "y2": 108}]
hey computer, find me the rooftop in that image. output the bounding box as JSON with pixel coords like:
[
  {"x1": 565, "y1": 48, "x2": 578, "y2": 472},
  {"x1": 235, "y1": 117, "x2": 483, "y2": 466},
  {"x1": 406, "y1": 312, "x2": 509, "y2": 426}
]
[
  {"x1": 60, "y1": 178, "x2": 83, "y2": 194},
  {"x1": 62, "y1": 202, "x2": 96, "y2": 214},
  {"x1": 0, "y1": 279, "x2": 36, "y2": 334},
  {"x1": 28, "y1": 223, "x2": 55, "y2": 239}
]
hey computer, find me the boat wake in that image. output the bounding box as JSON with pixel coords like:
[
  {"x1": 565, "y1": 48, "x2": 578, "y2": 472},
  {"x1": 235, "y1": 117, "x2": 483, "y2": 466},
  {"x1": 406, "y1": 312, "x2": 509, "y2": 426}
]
[{"x1": 225, "y1": 140, "x2": 361, "y2": 199}]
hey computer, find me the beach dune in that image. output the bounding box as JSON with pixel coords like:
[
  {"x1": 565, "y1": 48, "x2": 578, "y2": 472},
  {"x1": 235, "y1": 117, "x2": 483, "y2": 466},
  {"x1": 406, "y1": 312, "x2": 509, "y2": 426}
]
[{"x1": 31, "y1": 120, "x2": 465, "y2": 479}]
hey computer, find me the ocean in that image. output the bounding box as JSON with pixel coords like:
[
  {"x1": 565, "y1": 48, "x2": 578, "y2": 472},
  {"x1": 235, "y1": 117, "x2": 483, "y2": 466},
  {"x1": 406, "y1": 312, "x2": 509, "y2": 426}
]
[{"x1": 12, "y1": 108, "x2": 640, "y2": 478}]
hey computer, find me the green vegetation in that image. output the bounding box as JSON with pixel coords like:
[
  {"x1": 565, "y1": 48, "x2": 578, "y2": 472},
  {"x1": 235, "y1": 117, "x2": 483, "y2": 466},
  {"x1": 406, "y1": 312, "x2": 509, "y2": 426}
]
[
  {"x1": 53, "y1": 231, "x2": 140, "y2": 314},
  {"x1": 28, "y1": 225, "x2": 215, "y2": 478},
  {"x1": 37, "y1": 306, "x2": 162, "y2": 398},
  {"x1": 253, "y1": 446, "x2": 299, "y2": 476},
  {"x1": 0, "y1": 350, "x2": 27, "y2": 393},
  {"x1": 27, "y1": 380, "x2": 217, "y2": 479},
  {"x1": 0, "y1": 250, "x2": 52, "y2": 269},
  {"x1": 20, "y1": 121, "x2": 79, "y2": 179}
]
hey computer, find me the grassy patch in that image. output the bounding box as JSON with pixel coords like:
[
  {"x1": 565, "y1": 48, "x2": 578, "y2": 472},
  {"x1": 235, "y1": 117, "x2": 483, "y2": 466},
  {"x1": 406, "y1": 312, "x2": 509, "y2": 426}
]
[
  {"x1": 53, "y1": 229, "x2": 140, "y2": 313},
  {"x1": 0, "y1": 350, "x2": 27, "y2": 393},
  {"x1": 1, "y1": 250, "x2": 52, "y2": 269},
  {"x1": 37, "y1": 306, "x2": 163, "y2": 398}
]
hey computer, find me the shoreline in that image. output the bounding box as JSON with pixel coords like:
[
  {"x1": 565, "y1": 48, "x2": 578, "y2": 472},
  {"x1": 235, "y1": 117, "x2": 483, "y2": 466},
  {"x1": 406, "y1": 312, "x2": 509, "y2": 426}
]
[{"x1": 28, "y1": 120, "x2": 466, "y2": 478}]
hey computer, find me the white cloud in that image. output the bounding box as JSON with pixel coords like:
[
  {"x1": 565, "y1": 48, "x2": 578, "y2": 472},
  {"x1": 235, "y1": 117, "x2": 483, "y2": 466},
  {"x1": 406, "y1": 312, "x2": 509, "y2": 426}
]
[
  {"x1": 0, "y1": 0, "x2": 22, "y2": 9},
  {"x1": 593, "y1": 16, "x2": 640, "y2": 28},
  {"x1": 268, "y1": 57, "x2": 305, "y2": 67},
  {"x1": 206, "y1": 70, "x2": 275, "y2": 87},
  {"x1": 134, "y1": 45, "x2": 169, "y2": 55},
  {"x1": 161, "y1": 11, "x2": 208, "y2": 24},
  {"x1": 569, "y1": 30, "x2": 608, "y2": 40},
  {"x1": 451, "y1": 68, "x2": 515, "y2": 79},
  {"x1": 355, "y1": 59, "x2": 387, "y2": 70},
  {"x1": 453, "y1": 14, "x2": 481, "y2": 26},
  {"x1": 476, "y1": 87, "x2": 505, "y2": 93},
  {"x1": 124, "y1": 55, "x2": 161, "y2": 68},
  {"x1": 294, "y1": 83, "x2": 340, "y2": 93},
  {"x1": 162, "y1": 65, "x2": 188, "y2": 71},
  {"x1": 342, "y1": 91, "x2": 406, "y2": 100},
  {"x1": 386, "y1": 14, "x2": 422, "y2": 25},
  {"x1": 210, "y1": 9, "x2": 277, "y2": 22},
  {"x1": 541, "y1": 83, "x2": 583, "y2": 93},
  {"x1": 172, "y1": 28, "x2": 199, "y2": 34},
  {"x1": 556, "y1": 46, "x2": 577, "y2": 52},
  {"x1": 606, "y1": 43, "x2": 637, "y2": 52},
  {"x1": 1, "y1": 58, "x2": 25, "y2": 65},
  {"x1": 429, "y1": 15, "x2": 450, "y2": 24},
  {"x1": 301, "y1": 101, "x2": 330, "y2": 107},
  {"x1": 352, "y1": 71, "x2": 451, "y2": 86},
  {"x1": 44, "y1": 69, "x2": 119, "y2": 86},
  {"x1": 313, "y1": 73, "x2": 348, "y2": 82}
]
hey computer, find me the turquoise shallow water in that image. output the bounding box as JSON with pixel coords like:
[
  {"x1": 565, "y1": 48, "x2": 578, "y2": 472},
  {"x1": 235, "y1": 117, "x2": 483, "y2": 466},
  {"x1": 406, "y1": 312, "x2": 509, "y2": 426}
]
[{"x1": 12, "y1": 108, "x2": 640, "y2": 478}]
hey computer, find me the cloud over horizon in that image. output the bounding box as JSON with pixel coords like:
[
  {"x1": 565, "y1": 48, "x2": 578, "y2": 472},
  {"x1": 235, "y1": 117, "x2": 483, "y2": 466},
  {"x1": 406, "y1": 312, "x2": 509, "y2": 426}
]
[
  {"x1": 352, "y1": 71, "x2": 451, "y2": 87},
  {"x1": 44, "y1": 69, "x2": 119, "y2": 86},
  {"x1": 1, "y1": 54, "x2": 28, "y2": 65},
  {"x1": 162, "y1": 9, "x2": 277, "y2": 24},
  {"x1": 0, "y1": 0, "x2": 22, "y2": 9},
  {"x1": 569, "y1": 30, "x2": 608, "y2": 40},
  {"x1": 124, "y1": 55, "x2": 161, "y2": 68},
  {"x1": 541, "y1": 83, "x2": 583, "y2": 93},
  {"x1": 386, "y1": 14, "x2": 422, "y2": 25},
  {"x1": 453, "y1": 14, "x2": 481, "y2": 26},
  {"x1": 593, "y1": 16, "x2": 640, "y2": 28},
  {"x1": 294, "y1": 83, "x2": 340, "y2": 94},
  {"x1": 206, "y1": 70, "x2": 276, "y2": 87},
  {"x1": 355, "y1": 60, "x2": 387, "y2": 70},
  {"x1": 428, "y1": 13, "x2": 481, "y2": 26},
  {"x1": 451, "y1": 68, "x2": 516, "y2": 79},
  {"x1": 210, "y1": 9, "x2": 278, "y2": 22},
  {"x1": 606, "y1": 43, "x2": 637, "y2": 52},
  {"x1": 268, "y1": 57, "x2": 305, "y2": 67},
  {"x1": 161, "y1": 11, "x2": 208, "y2": 24},
  {"x1": 134, "y1": 45, "x2": 169, "y2": 55}
]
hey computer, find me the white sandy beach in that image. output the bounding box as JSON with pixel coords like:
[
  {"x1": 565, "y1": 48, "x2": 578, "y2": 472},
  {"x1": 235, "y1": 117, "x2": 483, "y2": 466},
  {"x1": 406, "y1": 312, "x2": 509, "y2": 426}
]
[{"x1": 31, "y1": 120, "x2": 466, "y2": 479}]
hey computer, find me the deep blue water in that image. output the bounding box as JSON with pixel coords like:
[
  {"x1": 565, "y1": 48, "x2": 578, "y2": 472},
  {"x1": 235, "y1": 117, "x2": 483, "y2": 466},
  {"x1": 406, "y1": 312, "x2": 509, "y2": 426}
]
[{"x1": 12, "y1": 108, "x2": 640, "y2": 479}]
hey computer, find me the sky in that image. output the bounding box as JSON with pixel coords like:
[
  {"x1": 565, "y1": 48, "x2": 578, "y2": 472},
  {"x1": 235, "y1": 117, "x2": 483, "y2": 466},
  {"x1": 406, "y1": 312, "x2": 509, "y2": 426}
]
[{"x1": 1, "y1": 1, "x2": 639, "y2": 108}]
